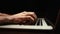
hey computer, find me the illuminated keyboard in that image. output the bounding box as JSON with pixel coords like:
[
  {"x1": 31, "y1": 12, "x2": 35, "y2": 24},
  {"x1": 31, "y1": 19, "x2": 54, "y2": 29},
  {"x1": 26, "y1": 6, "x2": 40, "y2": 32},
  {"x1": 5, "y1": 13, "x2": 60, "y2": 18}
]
[{"x1": 0, "y1": 18, "x2": 53, "y2": 30}]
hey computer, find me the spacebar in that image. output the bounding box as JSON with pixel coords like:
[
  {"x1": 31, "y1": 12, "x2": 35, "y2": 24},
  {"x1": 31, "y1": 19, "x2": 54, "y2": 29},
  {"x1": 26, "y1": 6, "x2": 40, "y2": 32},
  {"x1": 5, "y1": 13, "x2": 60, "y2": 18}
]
[{"x1": 0, "y1": 25, "x2": 53, "y2": 30}]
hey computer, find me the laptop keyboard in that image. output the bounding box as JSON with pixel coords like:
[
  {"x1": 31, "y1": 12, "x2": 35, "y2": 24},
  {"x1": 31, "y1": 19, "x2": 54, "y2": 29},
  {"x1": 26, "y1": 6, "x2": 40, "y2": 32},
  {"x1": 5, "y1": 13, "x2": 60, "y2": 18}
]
[{"x1": 0, "y1": 18, "x2": 53, "y2": 30}]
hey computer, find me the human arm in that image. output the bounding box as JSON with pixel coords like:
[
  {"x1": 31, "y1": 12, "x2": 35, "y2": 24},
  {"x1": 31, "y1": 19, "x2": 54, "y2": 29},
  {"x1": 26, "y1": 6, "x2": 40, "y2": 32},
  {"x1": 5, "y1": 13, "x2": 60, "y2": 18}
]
[{"x1": 0, "y1": 11, "x2": 37, "y2": 25}]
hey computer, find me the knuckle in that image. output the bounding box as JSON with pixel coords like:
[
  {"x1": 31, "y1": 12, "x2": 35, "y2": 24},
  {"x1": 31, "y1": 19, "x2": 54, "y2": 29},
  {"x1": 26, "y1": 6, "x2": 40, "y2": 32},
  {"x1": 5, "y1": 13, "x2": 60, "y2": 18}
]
[{"x1": 32, "y1": 12, "x2": 35, "y2": 14}]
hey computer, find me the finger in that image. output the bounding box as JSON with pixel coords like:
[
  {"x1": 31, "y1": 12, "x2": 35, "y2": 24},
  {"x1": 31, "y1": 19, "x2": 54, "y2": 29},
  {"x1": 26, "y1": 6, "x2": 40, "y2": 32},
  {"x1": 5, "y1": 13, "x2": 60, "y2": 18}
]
[
  {"x1": 13, "y1": 16, "x2": 34, "y2": 24},
  {"x1": 26, "y1": 16, "x2": 34, "y2": 21},
  {"x1": 23, "y1": 12, "x2": 37, "y2": 19},
  {"x1": 27, "y1": 12, "x2": 37, "y2": 20},
  {"x1": 22, "y1": 12, "x2": 37, "y2": 20},
  {"x1": 23, "y1": 16, "x2": 35, "y2": 25}
]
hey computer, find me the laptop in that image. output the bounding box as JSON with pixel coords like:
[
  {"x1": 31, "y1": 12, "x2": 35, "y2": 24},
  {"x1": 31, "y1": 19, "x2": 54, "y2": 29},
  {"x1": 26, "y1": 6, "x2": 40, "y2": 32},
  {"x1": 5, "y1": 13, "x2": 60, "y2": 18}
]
[
  {"x1": 0, "y1": 9, "x2": 59, "y2": 31},
  {"x1": 0, "y1": 10, "x2": 56, "y2": 30}
]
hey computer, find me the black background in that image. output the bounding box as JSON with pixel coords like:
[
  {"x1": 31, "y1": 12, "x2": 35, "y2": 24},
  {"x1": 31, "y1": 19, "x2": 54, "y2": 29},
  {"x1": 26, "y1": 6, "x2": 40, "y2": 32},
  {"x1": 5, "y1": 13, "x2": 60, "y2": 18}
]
[{"x1": 0, "y1": 0, "x2": 59, "y2": 25}]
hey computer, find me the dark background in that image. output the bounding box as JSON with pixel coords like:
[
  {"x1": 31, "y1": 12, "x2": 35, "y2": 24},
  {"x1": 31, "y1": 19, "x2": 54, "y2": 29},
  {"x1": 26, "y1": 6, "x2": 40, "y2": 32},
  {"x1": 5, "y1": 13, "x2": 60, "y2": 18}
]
[{"x1": 0, "y1": 0, "x2": 59, "y2": 25}]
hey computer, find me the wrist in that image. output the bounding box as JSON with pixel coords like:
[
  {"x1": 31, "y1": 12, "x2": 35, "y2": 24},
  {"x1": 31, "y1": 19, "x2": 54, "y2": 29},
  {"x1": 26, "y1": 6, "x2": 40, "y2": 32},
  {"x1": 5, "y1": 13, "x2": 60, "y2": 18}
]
[
  {"x1": 7, "y1": 16, "x2": 13, "y2": 21},
  {"x1": 6, "y1": 15, "x2": 14, "y2": 23}
]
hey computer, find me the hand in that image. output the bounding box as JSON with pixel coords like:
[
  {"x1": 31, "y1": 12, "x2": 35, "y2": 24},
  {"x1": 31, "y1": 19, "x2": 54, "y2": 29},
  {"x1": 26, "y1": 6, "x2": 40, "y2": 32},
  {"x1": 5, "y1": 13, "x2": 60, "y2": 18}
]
[{"x1": 8, "y1": 11, "x2": 37, "y2": 25}]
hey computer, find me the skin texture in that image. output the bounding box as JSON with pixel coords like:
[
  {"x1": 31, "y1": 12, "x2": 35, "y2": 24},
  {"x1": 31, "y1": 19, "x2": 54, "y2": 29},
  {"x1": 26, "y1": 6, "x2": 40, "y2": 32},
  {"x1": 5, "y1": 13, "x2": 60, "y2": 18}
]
[{"x1": 0, "y1": 11, "x2": 37, "y2": 25}]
